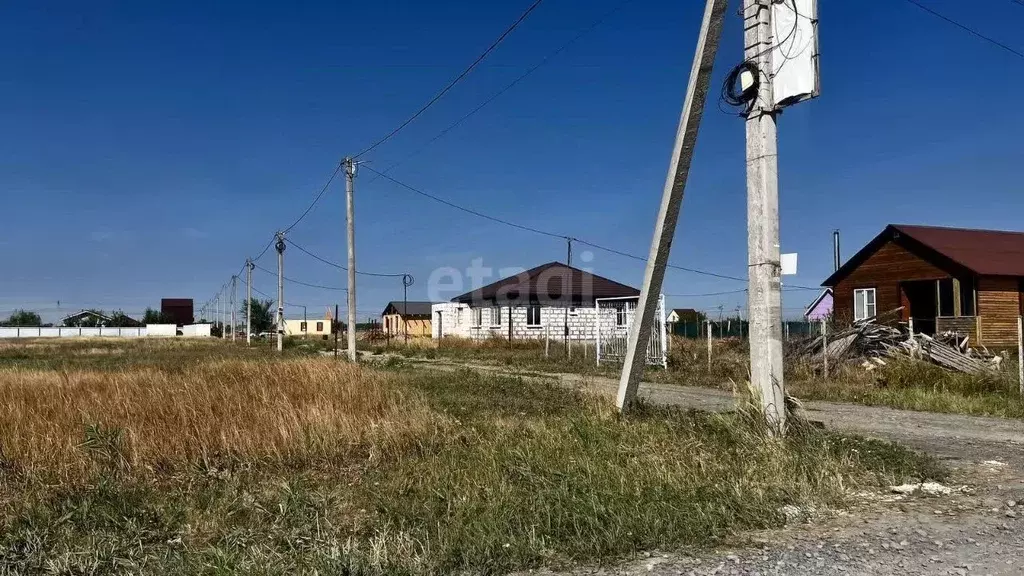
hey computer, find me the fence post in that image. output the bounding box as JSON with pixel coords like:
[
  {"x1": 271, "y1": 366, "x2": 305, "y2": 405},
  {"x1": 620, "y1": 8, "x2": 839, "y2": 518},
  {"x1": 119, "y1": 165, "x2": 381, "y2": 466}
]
[
  {"x1": 1017, "y1": 316, "x2": 1023, "y2": 395},
  {"x1": 545, "y1": 325, "x2": 550, "y2": 358},
  {"x1": 821, "y1": 317, "x2": 828, "y2": 380},
  {"x1": 785, "y1": 321, "x2": 790, "y2": 341},
  {"x1": 706, "y1": 319, "x2": 712, "y2": 371},
  {"x1": 908, "y1": 317, "x2": 914, "y2": 338}
]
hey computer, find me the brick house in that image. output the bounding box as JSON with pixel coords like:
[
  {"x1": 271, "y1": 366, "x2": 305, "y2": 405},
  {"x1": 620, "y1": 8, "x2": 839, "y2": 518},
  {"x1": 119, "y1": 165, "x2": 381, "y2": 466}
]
[
  {"x1": 823, "y1": 224, "x2": 1024, "y2": 347},
  {"x1": 431, "y1": 262, "x2": 645, "y2": 342}
]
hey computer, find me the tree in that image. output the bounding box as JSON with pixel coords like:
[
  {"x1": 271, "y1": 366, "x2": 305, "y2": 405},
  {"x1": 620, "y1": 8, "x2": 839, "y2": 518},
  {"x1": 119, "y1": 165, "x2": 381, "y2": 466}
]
[
  {"x1": 108, "y1": 310, "x2": 142, "y2": 327},
  {"x1": 142, "y1": 308, "x2": 174, "y2": 324},
  {"x1": 3, "y1": 309, "x2": 41, "y2": 327},
  {"x1": 239, "y1": 298, "x2": 274, "y2": 334}
]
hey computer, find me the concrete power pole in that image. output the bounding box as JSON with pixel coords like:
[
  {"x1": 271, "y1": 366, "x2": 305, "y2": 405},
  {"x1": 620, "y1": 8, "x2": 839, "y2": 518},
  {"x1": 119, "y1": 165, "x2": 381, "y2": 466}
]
[
  {"x1": 614, "y1": 0, "x2": 727, "y2": 410},
  {"x1": 276, "y1": 232, "x2": 286, "y2": 353},
  {"x1": 745, "y1": 0, "x2": 786, "y2": 433},
  {"x1": 344, "y1": 157, "x2": 358, "y2": 362},
  {"x1": 231, "y1": 275, "x2": 237, "y2": 342},
  {"x1": 245, "y1": 259, "x2": 253, "y2": 346}
]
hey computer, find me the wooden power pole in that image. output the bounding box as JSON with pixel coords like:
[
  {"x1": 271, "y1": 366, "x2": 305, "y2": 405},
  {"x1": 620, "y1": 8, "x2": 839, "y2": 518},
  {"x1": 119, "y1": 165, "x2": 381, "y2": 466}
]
[
  {"x1": 615, "y1": 0, "x2": 727, "y2": 410},
  {"x1": 744, "y1": 0, "x2": 786, "y2": 433}
]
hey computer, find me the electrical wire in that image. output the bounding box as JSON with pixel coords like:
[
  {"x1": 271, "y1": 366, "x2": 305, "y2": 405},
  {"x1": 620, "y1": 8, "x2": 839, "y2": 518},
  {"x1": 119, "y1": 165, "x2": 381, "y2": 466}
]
[
  {"x1": 363, "y1": 165, "x2": 821, "y2": 286},
  {"x1": 354, "y1": 0, "x2": 546, "y2": 159},
  {"x1": 363, "y1": 165, "x2": 566, "y2": 240},
  {"x1": 904, "y1": 0, "x2": 1024, "y2": 60},
  {"x1": 251, "y1": 263, "x2": 348, "y2": 291},
  {"x1": 365, "y1": 0, "x2": 634, "y2": 181},
  {"x1": 286, "y1": 237, "x2": 406, "y2": 277},
  {"x1": 282, "y1": 161, "x2": 345, "y2": 234}
]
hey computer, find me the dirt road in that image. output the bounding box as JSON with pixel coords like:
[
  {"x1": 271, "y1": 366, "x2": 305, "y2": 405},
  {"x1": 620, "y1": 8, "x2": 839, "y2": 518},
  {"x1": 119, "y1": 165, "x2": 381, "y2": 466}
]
[{"x1": 393, "y1": 357, "x2": 1024, "y2": 575}]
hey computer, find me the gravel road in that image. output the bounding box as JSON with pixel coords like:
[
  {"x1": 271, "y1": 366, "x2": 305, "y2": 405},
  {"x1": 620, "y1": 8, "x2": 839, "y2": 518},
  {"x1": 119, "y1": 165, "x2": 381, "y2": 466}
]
[{"x1": 392, "y1": 357, "x2": 1024, "y2": 575}]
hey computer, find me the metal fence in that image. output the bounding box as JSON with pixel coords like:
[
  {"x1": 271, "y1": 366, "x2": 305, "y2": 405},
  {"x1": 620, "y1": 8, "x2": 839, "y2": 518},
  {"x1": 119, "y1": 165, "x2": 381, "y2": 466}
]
[{"x1": 669, "y1": 319, "x2": 824, "y2": 340}]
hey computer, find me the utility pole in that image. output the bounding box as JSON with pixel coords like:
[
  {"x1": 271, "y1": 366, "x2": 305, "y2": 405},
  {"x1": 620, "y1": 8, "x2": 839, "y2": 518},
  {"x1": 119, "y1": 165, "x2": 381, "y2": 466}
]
[
  {"x1": 615, "y1": 0, "x2": 727, "y2": 410},
  {"x1": 565, "y1": 237, "x2": 572, "y2": 358},
  {"x1": 745, "y1": 0, "x2": 786, "y2": 434},
  {"x1": 402, "y1": 274, "x2": 414, "y2": 344},
  {"x1": 246, "y1": 259, "x2": 253, "y2": 346},
  {"x1": 276, "y1": 232, "x2": 286, "y2": 353},
  {"x1": 344, "y1": 157, "x2": 358, "y2": 362},
  {"x1": 231, "y1": 275, "x2": 237, "y2": 342}
]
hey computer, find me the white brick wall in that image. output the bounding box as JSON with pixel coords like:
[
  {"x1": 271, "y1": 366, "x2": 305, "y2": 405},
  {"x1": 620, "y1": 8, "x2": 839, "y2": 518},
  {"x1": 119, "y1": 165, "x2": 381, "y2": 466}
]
[{"x1": 431, "y1": 302, "x2": 633, "y2": 342}]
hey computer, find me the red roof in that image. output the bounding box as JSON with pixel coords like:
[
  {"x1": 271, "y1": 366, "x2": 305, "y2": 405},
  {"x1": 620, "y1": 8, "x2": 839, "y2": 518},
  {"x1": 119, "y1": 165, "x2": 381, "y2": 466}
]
[{"x1": 893, "y1": 224, "x2": 1024, "y2": 277}]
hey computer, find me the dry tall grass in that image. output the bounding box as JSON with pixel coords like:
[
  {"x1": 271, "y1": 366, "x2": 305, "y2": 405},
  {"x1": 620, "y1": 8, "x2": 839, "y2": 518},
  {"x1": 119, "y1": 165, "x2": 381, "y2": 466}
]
[{"x1": 0, "y1": 359, "x2": 442, "y2": 478}]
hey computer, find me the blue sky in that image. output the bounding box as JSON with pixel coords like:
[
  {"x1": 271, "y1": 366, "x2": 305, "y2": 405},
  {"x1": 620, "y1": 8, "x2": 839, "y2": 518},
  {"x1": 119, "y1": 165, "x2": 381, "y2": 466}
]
[{"x1": 3, "y1": 0, "x2": 1024, "y2": 322}]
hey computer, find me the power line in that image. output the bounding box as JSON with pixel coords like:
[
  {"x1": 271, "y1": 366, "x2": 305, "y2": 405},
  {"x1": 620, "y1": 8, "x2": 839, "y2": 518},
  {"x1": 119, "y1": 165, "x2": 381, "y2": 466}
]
[
  {"x1": 282, "y1": 161, "x2": 345, "y2": 234},
  {"x1": 363, "y1": 165, "x2": 566, "y2": 239},
  {"x1": 354, "y1": 0, "x2": 546, "y2": 159},
  {"x1": 904, "y1": 0, "x2": 1024, "y2": 60},
  {"x1": 365, "y1": 165, "x2": 762, "y2": 283},
  {"x1": 287, "y1": 237, "x2": 405, "y2": 277},
  {"x1": 252, "y1": 263, "x2": 347, "y2": 292},
  {"x1": 367, "y1": 0, "x2": 634, "y2": 180}
]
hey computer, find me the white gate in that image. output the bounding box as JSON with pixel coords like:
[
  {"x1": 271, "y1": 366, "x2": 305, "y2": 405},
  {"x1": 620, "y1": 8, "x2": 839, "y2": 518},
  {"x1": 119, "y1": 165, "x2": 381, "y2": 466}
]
[{"x1": 595, "y1": 295, "x2": 667, "y2": 368}]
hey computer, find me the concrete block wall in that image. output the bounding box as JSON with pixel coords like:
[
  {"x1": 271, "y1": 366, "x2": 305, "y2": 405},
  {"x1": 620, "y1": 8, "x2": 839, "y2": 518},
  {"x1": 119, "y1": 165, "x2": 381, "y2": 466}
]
[{"x1": 432, "y1": 303, "x2": 634, "y2": 343}]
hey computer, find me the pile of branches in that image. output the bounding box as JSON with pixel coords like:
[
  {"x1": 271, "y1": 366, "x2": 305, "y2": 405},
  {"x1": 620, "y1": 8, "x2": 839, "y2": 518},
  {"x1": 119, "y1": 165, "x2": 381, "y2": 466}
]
[{"x1": 795, "y1": 308, "x2": 1000, "y2": 375}]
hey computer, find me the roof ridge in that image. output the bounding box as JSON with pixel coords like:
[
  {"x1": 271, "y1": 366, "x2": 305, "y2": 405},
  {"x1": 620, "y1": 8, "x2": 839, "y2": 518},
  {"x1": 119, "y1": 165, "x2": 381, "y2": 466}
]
[{"x1": 894, "y1": 223, "x2": 1024, "y2": 236}]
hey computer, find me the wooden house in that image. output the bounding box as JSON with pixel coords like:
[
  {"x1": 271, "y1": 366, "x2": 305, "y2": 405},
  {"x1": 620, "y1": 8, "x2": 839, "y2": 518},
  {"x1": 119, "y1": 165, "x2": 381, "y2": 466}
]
[{"x1": 822, "y1": 224, "x2": 1024, "y2": 347}]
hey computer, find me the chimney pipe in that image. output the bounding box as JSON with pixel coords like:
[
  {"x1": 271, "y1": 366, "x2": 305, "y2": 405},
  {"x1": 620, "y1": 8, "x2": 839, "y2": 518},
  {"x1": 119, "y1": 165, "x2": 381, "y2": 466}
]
[{"x1": 832, "y1": 229, "x2": 841, "y2": 272}]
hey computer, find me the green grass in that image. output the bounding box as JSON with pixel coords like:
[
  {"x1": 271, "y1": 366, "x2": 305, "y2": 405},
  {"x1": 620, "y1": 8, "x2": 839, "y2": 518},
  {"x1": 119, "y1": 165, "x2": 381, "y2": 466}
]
[
  {"x1": 788, "y1": 355, "x2": 1024, "y2": 419},
  {"x1": 0, "y1": 339, "x2": 943, "y2": 575},
  {"x1": 379, "y1": 336, "x2": 1024, "y2": 420}
]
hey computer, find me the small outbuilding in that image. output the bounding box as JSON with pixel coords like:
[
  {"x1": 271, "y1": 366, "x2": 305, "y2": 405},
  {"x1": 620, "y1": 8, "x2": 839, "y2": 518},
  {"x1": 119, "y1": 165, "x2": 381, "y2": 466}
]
[{"x1": 382, "y1": 301, "x2": 434, "y2": 338}]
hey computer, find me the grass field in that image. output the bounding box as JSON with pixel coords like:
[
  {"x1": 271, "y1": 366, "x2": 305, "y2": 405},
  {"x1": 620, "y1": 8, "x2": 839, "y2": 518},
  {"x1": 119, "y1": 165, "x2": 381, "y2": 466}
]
[
  {"x1": 0, "y1": 338, "x2": 942, "y2": 574},
  {"x1": 376, "y1": 336, "x2": 1024, "y2": 419}
]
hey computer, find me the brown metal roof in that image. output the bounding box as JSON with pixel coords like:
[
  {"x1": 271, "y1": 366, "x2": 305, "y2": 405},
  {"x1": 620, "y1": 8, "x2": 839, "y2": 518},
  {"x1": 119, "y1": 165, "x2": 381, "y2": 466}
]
[
  {"x1": 452, "y1": 262, "x2": 639, "y2": 306},
  {"x1": 822, "y1": 224, "x2": 1024, "y2": 287},
  {"x1": 382, "y1": 301, "x2": 435, "y2": 317},
  {"x1": 892, "y1": 224, "x2": 1024, "y2": 277}
]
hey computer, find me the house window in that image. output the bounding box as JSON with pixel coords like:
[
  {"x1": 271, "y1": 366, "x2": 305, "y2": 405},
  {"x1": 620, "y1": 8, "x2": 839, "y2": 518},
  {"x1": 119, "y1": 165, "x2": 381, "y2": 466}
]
[
  {"x1": 472, "y1": 308, "x2": 483, "y2": 327},
  {"x1": 316, "y1": 322, "x2": 323, "y2": 332},
  {"x1": 854, "y1": 288, "x2": 876, "y2": 321},
  {"x1": 616, "y1": 303, "x2": 629, "y2": 327},
  {"x1": 527, "y1": 305, "x2": 542, "y2": 327},
  {"x1": 490, "y1": 306, "x2": 502, "y2": 326},
  {"x1": 300, "y1": 321, "x2": 307, "y2": 332}
]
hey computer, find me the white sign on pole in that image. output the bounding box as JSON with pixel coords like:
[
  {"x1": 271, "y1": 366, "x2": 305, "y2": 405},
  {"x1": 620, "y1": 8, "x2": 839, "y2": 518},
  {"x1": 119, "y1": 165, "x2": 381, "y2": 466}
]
[
  {"x1": 771, "y1": 0, "x2": 819, "y2": 108},
  {"x1": 780, "y1": 253, "x2": 798, "y2": 276}
]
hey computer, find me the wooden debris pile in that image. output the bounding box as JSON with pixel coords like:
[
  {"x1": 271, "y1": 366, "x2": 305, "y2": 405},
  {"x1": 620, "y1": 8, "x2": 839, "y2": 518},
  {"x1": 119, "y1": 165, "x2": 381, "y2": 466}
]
[{"x1": 794, "y1": 308, "x2": 1000, "y2": 375}]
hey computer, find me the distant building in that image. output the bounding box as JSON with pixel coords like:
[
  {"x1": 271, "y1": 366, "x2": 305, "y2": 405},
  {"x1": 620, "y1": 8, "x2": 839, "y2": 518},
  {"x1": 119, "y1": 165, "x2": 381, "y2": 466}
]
[
  {"x1": 161, "y1": 298, "x2": 194, "y2": 326},
  {"x1": 282, "y1": 318, "x2": 332, "y2": 338},
  {"x1": 381, "y1": 301, "x2": 434, "y2": 338},
  {"x1": 666, "y1": 308, "x2": 703, "y2": 324},
  {"x1": 61, "y1": 310, "x2": 112, "y2": 327},
  {"x1": 803, "y1": 289, "x2": 833, "y2": 320},
  {"x1": 431, "y1": 262, "x2": 642, "y2": 341}
]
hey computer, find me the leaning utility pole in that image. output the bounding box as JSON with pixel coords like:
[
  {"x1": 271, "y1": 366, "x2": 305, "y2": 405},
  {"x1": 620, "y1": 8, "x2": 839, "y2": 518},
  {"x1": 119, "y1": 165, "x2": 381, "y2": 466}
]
[
  {"x1": 744, "y1": 0, "x2": 785, "y2": 433},
  {"x1": 615, "y1": 0, "x2": 727, "y2": 410},
  {"x1": 245, "y1": 259, "x2": 253, "y2": 346},
  {"x1": 276, "y1": 232, "x2": 286, "y2": 353},
  {"x1": 344, "y1": 157, "x2": 358, "y2": 362},
  {"x1": 230, "y1": 275, "x2": 237, "y2": 342}
]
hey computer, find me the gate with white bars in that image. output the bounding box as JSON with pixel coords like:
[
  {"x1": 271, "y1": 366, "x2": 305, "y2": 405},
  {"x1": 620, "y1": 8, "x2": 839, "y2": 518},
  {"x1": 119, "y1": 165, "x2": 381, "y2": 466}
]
[{"x1": 595, "y1": 295, "x2": 667, "y2": 368}]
